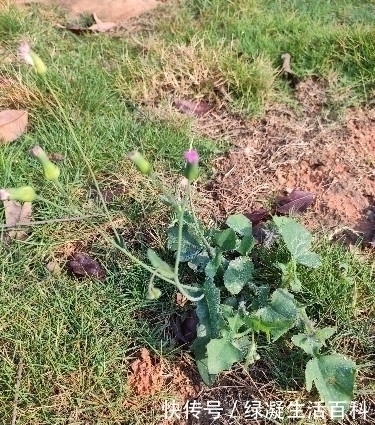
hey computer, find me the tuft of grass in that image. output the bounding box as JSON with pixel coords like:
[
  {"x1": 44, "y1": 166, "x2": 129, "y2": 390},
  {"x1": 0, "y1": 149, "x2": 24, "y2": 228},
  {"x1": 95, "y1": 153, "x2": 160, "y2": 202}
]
[
  {"x1": 115, "y1": 37, "x2": 277, "y2": 114},
  {"x1": 146, "y1": 0, "x2": 375, "y2": 110}
]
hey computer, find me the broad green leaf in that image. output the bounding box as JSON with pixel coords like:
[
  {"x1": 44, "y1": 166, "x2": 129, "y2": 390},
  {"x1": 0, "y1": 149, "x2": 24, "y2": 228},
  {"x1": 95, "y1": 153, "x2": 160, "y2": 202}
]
[
  {"x1": 248, "y1": 288, "x2": 298, "y2": 341},
  {"x1": 250, "y1": 284, "x2": 269, "y2": 310},
  {"x1": 305, "y1": 354, "x2": 356, "y2": 412},
  {"x1": 191, "y1": 337, "x2": 217, "y2": 386},
  {"x1": 273, "y1": 216, "x2": 321, "y2": 267},
  {"x1": 292, "y1": 333, "x2": 324, "y2": 356},
  {"x1": 315, "y1": 327, "x2": 337, "y2": 342},
  {"x1": 206, "y1": 330, "x2": 244, "y2": 374},
  {"x1": 221, "y1": 305, "x2": 245, "y2": 334},
  {"x1": 236, "y1": 235, "x2": 255, "y2": 256},
  {"x1": 167, "y1": 225, "x2": 202, "y2": 261},
  {"x1": 226, "y1": 214, "x2": 252, "y2": 236},
  {"x1": 196, "y1": 278, "x2": 224, "y2": 339},
  {"x1": 215, "y1": 228, "x2": 237, "y2": 251},
  {"x1": 224, "y1": 257, "x2": 254, "y2": 295},
  {"x1": 188, "y1": 251, "x2": 210, "y2": 272},
  {"x1": 146, "y1": 248, "x2": 175, "y2": 279}
]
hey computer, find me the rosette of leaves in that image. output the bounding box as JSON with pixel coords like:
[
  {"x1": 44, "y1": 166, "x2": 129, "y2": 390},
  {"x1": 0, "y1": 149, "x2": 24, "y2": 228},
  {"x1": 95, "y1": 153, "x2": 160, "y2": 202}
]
[{"x1": 167, "y1": 213, "x2": 356, "y2": 416}]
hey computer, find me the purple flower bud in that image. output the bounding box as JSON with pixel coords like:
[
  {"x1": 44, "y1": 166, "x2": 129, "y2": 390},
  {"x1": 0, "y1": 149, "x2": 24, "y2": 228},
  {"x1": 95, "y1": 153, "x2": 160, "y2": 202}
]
[
  {"x1": 184, "y1": 149, "x2": 199, "y2": 165},
  {"x1": 183, "y1": 149, "x2": 199, "y2": 181}
]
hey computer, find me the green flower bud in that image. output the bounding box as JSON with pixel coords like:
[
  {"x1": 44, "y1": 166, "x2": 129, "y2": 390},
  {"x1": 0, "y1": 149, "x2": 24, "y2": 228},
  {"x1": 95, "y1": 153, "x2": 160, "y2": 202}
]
[
  {"x1": 0, "y1": 186, "x2": 36, "y2": 202},
  {"x1": 128, "y1": 150, "x2": 151, "y2": 175},
  {"x1": 184, "y1": 163, "x2": 199, "y2": 181},
  {"x1": 146, "y1": 286, "x2": 162, "y2": 300},
  {"x1": 29, "y1": 50, "x2": 47, "y2": 78},
  {"x1": 18, "y1": 42, "x2": 47, "y2": 78},
  {"x1": 30, "y1": 146, "x2": 60, "y2": 182}
]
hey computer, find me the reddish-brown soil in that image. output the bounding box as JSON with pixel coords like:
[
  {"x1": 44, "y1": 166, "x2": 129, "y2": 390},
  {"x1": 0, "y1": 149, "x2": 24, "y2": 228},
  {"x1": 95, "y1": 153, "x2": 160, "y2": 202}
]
[{"x1": 196, "y1": 78, "x2": 375, "y2": 245}]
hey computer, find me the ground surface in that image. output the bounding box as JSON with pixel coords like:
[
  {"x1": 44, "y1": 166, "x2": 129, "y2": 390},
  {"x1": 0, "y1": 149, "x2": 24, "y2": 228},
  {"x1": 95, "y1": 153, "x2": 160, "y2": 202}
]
[
  {"x1": 1, "y1": 0, "x2": 375, "y2": 424},
  {"x1": 198, "y1": 79, "x2": 375, "y2": 244}
]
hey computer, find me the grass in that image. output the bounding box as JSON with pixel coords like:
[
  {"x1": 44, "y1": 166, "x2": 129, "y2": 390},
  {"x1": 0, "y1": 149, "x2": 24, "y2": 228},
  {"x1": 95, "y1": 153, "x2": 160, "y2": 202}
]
[{"x1": 0, "y1": 0, "x2": 374, "y2": 424}]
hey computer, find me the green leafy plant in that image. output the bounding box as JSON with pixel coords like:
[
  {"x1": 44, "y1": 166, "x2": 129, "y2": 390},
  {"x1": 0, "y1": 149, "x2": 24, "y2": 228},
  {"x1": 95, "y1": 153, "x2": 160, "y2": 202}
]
[{"x1": 165, "y1": 208, "x2": 356, "y2": 415}]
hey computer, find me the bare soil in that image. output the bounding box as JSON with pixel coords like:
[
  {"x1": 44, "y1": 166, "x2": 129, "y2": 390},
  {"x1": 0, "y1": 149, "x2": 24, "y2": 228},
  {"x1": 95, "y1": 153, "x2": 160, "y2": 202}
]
[
  {"x1": 13, "y1": 0, "x2": 160, "y2": 22},
  {"x1": 196, "y1": 78, "x2": 375, "y2": 245}
]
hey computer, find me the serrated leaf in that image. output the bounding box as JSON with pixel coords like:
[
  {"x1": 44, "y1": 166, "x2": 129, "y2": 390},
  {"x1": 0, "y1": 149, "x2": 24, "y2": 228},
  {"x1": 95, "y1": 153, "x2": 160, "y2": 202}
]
[
  {"x1": 196, "y1": 278, "x2": 224, "y2": 339},
  {"x1": 273, "y1": 216, "x2": 321, "y2": 267},
  {"x1": 305, "y1": 354, "x2": 356, "y2": 412},
  {"x1": 249, "y1": 288, "x2": 298, "y2": 341},
  {"x1": 224, "y1": 257, "x2": 254, "y2": 295},
  {"x1": 315, "y1": 327, "x2": 337, "y2": 342},
  {"x1": 226, "y1": 214, "x2": 252, "y2": 236},
  {"x1": 207, "y1": 331, "x2": 244, "y2": 374},
  {"x1": 147, "y1": 248, "x2": 175, "y2": 278},
  {"x1": 221, "y1": 306, "x2": 244, "y2": 334},
  {"x1": 215, "y1": 228, "x2": 237, "y2": 251}
]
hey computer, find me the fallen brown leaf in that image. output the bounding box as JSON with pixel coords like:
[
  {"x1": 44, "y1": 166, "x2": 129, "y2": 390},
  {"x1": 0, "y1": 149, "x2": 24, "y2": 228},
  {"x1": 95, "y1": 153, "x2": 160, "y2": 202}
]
[
  {"x1": 66, "y1": 252, "x2": 106, "y2": 280},
  {"x1": 173, "y1": 98, "x2": 213, "y2": 117},
  {"x1": 3, "y1": 200, "x2": 32, "y2": 241},
  {"x1": 0, "y1": 110, "x2": 28, "y2": 143},
  {"x1": 48, "y1": 152, "x2": 65, "y2": 162},
  {"x1": 276, "y1": 189, "x2": 315, "y2": 214}
]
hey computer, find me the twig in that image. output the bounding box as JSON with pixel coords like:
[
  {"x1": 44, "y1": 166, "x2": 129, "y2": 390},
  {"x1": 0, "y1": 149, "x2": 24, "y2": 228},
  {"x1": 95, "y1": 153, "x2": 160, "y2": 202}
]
[
  {"x1": 11, "y1": 357, "x2": 24, "y2": 425},
  {"x1": 281, "y1": 52, "x2": 293, "y2": 74},
  {"x1": 0, "y1": 215, "x2": 99, "y2": 230}
]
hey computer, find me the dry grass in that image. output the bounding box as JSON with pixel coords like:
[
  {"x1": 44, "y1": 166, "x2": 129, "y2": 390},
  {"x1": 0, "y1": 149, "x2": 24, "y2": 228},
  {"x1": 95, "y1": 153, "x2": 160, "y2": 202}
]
[{"x1": 116, "y1": 36, "x2": 277, "y2": 114}]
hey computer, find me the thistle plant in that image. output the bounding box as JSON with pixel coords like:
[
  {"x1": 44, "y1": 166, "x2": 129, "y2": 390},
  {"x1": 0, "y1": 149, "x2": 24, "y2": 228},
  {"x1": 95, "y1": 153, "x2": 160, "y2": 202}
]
[{"x1": 9, "y1": 42, "x2": 358, "y2": 421}]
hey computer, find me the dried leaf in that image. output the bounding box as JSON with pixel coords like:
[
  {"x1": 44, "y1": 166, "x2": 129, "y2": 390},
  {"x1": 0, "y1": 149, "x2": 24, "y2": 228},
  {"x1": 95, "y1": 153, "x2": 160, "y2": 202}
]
[
  {"x1": 173, "y1": 98, "x2": 213, "y2": 117},
  {"x1": 48, "y1": 152, "x2": 65, "y2": 162},
  {"x1": 46, "y1": 261, "x2": 61, "y2": 274},
  {"x1": 3, "y1": 200, "x2": 32, "y2": 241},
  {"x1": 244, "y1": 208, "x2": 270, "y2": 225},
  {"x1": 277, "y1": 189, "x2": 315, "y2": 214},
  {"x1": 0, "y1": 110, "x2": 28, "y2": 143},
  {"x1": 88, "y1": 13, "x2": 117, "y2": 32},
  {"x1": 66, "y1": 252, "x2": 105, "y2": 280}
]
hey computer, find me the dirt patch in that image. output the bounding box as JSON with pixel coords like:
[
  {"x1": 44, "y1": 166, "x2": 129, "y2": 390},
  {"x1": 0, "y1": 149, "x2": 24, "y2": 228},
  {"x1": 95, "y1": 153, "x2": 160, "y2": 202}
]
[
  {"x1": 127, "y1": 348, "x2": 200, "y2": 400},
  {"x1": 13, "y1": 0, "x2": 161, "y2": 22},
  {"x1": 196, "y1": 78, "x2": 375, "y2": 242}
]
